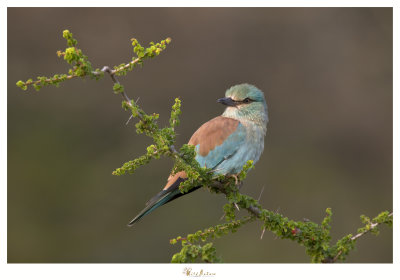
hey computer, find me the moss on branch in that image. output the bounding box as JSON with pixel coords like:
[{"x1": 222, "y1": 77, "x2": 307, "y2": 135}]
[{"x1": 16, "y1": 29, "x2": 171, "y2": 91}]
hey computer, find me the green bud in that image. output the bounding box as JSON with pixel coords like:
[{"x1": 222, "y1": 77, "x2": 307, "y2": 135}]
[
  {"x1": 62, "y1": 30, "x2": 71, "y2": 39},
  {"x1": 33, "y1": 84, "x2": 41, "y2": 91},
  {"x1": 16, "y1": 80, "x2": 27, "y2": 90},
  {"x1": 113, "y1": 83, "x2": 124, "y2": 94}
]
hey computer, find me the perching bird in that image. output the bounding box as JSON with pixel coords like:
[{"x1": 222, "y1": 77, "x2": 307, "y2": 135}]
[{"x1": 128, "y1": 83, "x2": 268, "y2": 226}]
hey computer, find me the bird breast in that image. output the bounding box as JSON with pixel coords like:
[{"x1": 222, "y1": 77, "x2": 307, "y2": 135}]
[{"x1": 223, "y1": 121, "x2": 265, "y2": 174}]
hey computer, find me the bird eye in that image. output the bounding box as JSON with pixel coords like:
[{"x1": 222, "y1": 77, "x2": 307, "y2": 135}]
[{"x1": 243, "y1": 98, "x2": 251, "y2": 103}]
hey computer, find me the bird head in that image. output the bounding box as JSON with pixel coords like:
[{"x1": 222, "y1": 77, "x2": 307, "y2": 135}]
[{"x1": 218, "y1": 83, "x2": 268, "y2": 127}]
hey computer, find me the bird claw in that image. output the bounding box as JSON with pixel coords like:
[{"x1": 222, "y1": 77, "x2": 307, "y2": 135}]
[
  {"x1": 228, "y1": 174, "x2": 239, "y2": 185},
  {"x1": 233, "y1": 174, "x2": 239, "y2": 185}
]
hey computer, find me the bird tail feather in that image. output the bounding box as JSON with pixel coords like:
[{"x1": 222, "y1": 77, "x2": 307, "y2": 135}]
[
  {"x1": 127, "y1": 189, "x2": 180, "y2": 226},
  {"x1": 127, "y1": 184, "x2": 201, "y2": 227}
]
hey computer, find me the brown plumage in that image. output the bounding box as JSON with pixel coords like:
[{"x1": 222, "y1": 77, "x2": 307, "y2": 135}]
[
  {"x1": 162, "y1": 116, "x2": 239, "y2": 191},
  {"x1": 189, "y1": 116, "x2": 239, "y2": 156},
  {"x1": 163, "y1": 171, "x2": 187, "y2": 190}
]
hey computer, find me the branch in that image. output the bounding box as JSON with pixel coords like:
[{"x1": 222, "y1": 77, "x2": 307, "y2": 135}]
[
  {"x1": 103, "y1": 64, "x2": 180, "y2": 160},
  {"x1": 100, "y1": 65, "x2": 179, "y2": 158},
  {"x1": 101, "y1": 66, "x2": 132, "y2": 104},
  {"x1": 352, "y1": 213, "x2": 393, "y2": 240},
  {"x1": 331, "y1": 212, "x2": 393, "y2": 263},
  {"x1": 178, "y1": 178, "x2": 392, "y2": 263},
  {"x1": 210, "y1": 180, "x2": 262, "y2": 217},
  {"x1": 16, "y1": 30, "x2": 171, "y2": 92},
  {"x1": 170, "y1": 216, "x2": 254, "y2": 244}
]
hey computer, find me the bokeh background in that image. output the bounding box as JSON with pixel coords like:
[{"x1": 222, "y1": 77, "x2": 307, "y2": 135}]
[{"x1": 8, "y1": 8, "x2": 392, "y2": 263}]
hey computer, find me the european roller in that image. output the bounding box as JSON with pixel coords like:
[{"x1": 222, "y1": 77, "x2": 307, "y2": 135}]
[{"x1": 128, "y1": 83, "x2": 268, "y2": 226}]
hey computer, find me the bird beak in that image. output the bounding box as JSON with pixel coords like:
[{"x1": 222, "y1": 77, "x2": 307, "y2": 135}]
[{"x1": 217, "y1": 97, "x2": 236, "y2": 107}]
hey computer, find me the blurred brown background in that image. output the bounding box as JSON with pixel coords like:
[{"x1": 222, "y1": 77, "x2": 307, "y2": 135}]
[{"x1": 7, "y1": 8, "x2": 392, "y2": 263}]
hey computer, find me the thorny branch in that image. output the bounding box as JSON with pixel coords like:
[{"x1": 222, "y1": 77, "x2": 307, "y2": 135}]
[
  {"x1": 332, "y1": 212, "x2": 393, "y2": 262},
  {"x1": 209, "y1": 180, "x2": 392, "y2": 263},
  {"x1": 211, "y1": 181, "x2": 262, "y2": 217},
  {"x1": 171, "y1": 216, "x2": 255, "y2": 243},
  {"x1": 101, "y1": 65, "x2": 179, "y2": 156}
]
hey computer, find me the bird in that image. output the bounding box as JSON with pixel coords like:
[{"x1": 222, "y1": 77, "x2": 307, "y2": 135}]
[{"x1": 128, "y1": 83, "x2": 268, "y2": 226}]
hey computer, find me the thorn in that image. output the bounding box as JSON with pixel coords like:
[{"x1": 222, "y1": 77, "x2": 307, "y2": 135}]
[
  {"x1": 234, "y1": 203, "x2": 240, "y2": 211},
  {"x1": 257, "y1": 186, "x2": 265, "y2": 201},
  {"x1": 126, "y1": 97, "x2": 141, "y2": 125},
  {"x1": 260, "y1": 228, "x2": 266, "y2": 240},
  {"x1": 126, "y1": 114, "x2": 134, "y2": 125},
  {"x1": 220, "y1": 213, "x2": 226, "y2": 220}
]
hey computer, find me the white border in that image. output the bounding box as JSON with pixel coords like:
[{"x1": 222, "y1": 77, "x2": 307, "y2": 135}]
[{"x1": 1, "y1": 1, "x2": 397, "y2": 280}]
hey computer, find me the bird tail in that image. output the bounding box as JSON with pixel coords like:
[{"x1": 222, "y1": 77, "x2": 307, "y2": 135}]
[
  {"x1": 128, "y1": 181, "x2": 201, "y2": 227},
  {"x1": 127, "y1": 189, "x2": 180, "y2": 226}
]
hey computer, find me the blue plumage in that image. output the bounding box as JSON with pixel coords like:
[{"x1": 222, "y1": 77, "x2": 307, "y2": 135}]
[{"x1": 194, "y1": 122, "x2": 246, "y2": 173}]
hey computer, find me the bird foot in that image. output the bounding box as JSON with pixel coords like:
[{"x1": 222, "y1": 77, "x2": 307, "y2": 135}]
[{"x1": 229, "y1": 174, "x2": 239, "y2": 185}]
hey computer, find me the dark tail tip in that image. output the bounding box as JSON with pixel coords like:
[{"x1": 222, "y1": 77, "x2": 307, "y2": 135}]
[
  {"x1": 127, "y1": 215, "x2": 142, "y2": 227},
  {"x1": 126, "y1": 183, "x2": 199, "y2": 228},
  {"x1": 126, "y1": 189, "x2": 178, "y2": 228}
]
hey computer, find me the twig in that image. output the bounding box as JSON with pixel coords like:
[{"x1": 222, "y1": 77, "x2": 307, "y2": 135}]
[
  {"x1": 101, "y1": 66, "x2": 132, "y2": 104},
  {"x1": 125, "y1": 97, "x2": 141, "y2": 125},
  {"x1": 102, "y1": 65, "x2": 179, "y2": 157},
  {"x1": 247, "y1": 205, "x2": 262, "y2": 217},
  {"x1": 171, "y1": 216, "x2": 253, "y2": 243},
  {"x1": 331, "y1": 212, "x2": 393, "y2": 262},
  {"x1": 209, "y1": 181, "x2": 262, "y2": 218},
  {"x1": 169, "y1": 145, "x2": 178, "y2": 155}
]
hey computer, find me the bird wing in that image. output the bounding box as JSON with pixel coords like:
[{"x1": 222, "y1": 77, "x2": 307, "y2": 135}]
[
  {"x1": 128, "y1": 116, "x2": 246, "y2": 226},
  {"x1": 161, "y1": 116, "x2": 246, "y2": 193},
  {"x1": 188, "y1": 116, "x2": 246, "y2": 172},
  {"x1": 152, "y1": 116, "x2": 246, "y2": 204}
]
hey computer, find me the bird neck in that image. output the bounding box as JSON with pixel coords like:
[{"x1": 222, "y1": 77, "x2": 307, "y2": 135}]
[{"x1": 222, "y1": 107, "x2": 268, "y2": 134}]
